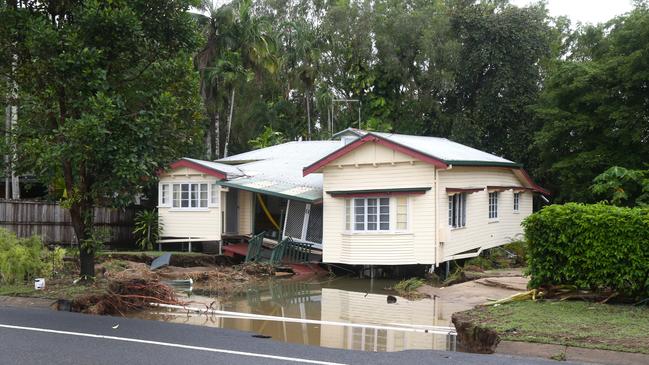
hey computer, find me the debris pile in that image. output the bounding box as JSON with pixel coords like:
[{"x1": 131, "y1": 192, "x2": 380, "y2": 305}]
[{"x1": 72, "y1": 279, "x2": 183, "y2": 315}]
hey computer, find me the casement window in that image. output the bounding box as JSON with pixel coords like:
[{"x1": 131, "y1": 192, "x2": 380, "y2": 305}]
[
  {"x1": 345, "y1": 199, "x2": 352, "y2": 230},
  {"x1": 172, "y1": 183, "x2": 208, "y2": 209},
  {"x1": 210, "y1": 183, "x2": 220, "y2": 207},
  {"x1": 513, "y1": 192, "x2": 520, "y2": 212},
  {"x1": 346, "y1": 197, "x2": 390, "y2": 231},
  {"x1": 159, "y1": 184, "x2": 170, "y2": 206},
  {"x1": 488, "y1": 192, "x2": 499, "y2": 219},
  {"x1": 448, "y1": 193, "x2": 467, "y2": 228},
  {"x1": 396, "y1": 196, "x2": 408, "y2": 230}
]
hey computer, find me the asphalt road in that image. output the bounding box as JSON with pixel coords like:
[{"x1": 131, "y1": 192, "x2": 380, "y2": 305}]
[{"x1": 0, "y1": 306, "x2": 575, "y2": 365}]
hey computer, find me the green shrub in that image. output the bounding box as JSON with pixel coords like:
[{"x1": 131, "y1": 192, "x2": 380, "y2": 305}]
[
  {"x1": 0, "y1": 229, "x2": 65, "y2": 284},
  {"x1": 394, "y1": 277, "x2": 425, "y2": 293},
  {"x1": 523, "y1": 203, "x2": 649, "y2": 297}
]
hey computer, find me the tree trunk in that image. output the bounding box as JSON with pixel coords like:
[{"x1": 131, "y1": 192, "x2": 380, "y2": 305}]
[
  {"x1": 224, "y1": 88, "x2": 235, "y2": 158},
  {"x1": 214, "y1": 112, "x2": 220, "y2": 159},
  {"x1": 306, "y1": 90, "x2": 312, "y2": 140}
]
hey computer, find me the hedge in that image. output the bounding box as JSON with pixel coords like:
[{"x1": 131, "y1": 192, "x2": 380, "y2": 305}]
[{"x1": 523, "y1": 203, "x2": 649, "y2": 297}]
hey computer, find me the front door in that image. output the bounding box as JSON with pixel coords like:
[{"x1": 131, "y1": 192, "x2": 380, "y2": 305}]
[{"x1": 225, "y1": 188, "x2": 239, "y2": 234}]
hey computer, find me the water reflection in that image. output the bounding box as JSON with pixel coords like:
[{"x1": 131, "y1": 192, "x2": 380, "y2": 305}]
[{"x1": 133, "y1": 277, "x2": 455, "y2": 352}]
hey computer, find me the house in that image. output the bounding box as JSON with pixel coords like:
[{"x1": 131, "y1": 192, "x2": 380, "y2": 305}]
[{"x1": 157, "y1": 129, "x2": 548, "y2": 266}]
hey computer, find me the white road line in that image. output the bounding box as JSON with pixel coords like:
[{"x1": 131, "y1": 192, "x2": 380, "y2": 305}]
[{"x1": 0, "y1": 323, "x2": 347, "y2": 365}]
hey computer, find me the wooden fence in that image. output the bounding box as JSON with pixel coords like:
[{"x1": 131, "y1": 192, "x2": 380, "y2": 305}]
[{"x1": 0, "y1": 200, "x2": 138, "y2": 246}]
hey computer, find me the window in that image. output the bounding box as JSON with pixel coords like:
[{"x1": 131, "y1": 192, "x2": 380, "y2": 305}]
[
  {"x1": 488, "y1": 192, "x2": 498, "y2": 219},
  {"x1": 513, "y1": 192, "x2": 520, "y2": 212},
  {"x1": 344, "y1": 199, "x2": 352, "y2": 230},
  {"x1": 160, "y1": 184, "x2": 170, "y2": 206},
  {"x1": 172, "y1": 183, "x2": 208, "y2": 209},
  {"x1": 350, "y1": 197, "x2": 390, "y2": 231},
  {"x1": 210, "y1": 183, "x2": 219, "y2": 206},
  {"x1": 448, "y1": 193, "x2": 466, "y2": 228},
  {"x1": 396, "y1": 196, "x2": 408, "y2": 230}
]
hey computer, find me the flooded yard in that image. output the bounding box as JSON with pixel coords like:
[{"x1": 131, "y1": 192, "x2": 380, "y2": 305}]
[{"x1": 130, "y1": 276, "x2": 457, "y2": 352}]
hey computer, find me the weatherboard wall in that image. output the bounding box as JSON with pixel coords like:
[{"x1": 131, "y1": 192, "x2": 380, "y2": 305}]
[
  {"x1": 437, "y1": 166, "x2": 532, "y2": 261},
  {"x1": 321, "y1": 142, "x2": 437, "y2": 265},
  {"x1": 158, "y1": 168, "x2": 222, "y2": 240}
]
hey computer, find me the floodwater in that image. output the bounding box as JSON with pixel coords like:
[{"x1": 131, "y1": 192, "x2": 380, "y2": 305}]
[{"x1": 131, "y1": 276, "x2": 457, "y2": 352}]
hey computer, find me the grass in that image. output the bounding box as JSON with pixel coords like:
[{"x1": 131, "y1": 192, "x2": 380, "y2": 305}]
[
  {"x1": 463, "y1": 300, "x2": 649, "y2": 354},
  {"x1": 0, "y1": 280, "x2": 106, "y2": 300}
]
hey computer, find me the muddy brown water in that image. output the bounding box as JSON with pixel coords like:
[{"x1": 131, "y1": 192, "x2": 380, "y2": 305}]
[{"x1": 130, "y1": 277, "x2": 457, "y2": 352}]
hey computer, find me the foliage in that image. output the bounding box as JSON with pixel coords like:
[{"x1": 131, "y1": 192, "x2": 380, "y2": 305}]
[
  {"x1": 248, "y1": 126, "x2": 287, "y2": 149},
  {"x1": 591, "y1": 166, "x2": 649, "y2": 207},
  {"x1": 133, "y1": 210, "x2": 161, "y2": 251},
  {"x1": 81, "y1": 227, "x2": 110, "y2": 256},
  {"x1": 523, "y1": 203, "x2": 649, "y2": 297},
  {"x1": 534, "y1": 6, "x2": 649, "y2": 202},
  {"x1": 0, "y1": 0, "x2": 204, "y2": 277},
  {"x1": 394, "y1": 277, "x2": 425, "y2": 293},
  {"x1": 0, "y1": 229, "x2": 65, "y2": 284}
]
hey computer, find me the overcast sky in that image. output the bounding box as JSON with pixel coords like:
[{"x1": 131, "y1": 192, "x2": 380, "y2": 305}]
[{"x1": 510, "y1": 0, "x2": 635, "y2": 24}]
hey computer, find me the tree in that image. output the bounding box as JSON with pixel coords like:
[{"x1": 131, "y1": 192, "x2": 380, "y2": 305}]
[
  {"x1": 534, "y1": 6, "x2": 649, "y2": 202},
  {"x1": 1, "y1": 0, "x2": 204, "y2": 278}
]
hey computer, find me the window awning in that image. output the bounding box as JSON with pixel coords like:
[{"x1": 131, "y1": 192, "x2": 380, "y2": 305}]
[
  {"x1": 327, "y1": 187, "x2": 431, "y2": 198},
  {"x1": 487, "y1": 185, "x2": 534, "y2": 192},
  {"x1": 446, "y1": 187, "x2": 485, "y2": 194}
]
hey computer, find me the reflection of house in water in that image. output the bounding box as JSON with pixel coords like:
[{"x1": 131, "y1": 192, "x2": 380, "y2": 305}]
[{"x1": 319, "y1": 288, "x2": 451, "y2": 352}]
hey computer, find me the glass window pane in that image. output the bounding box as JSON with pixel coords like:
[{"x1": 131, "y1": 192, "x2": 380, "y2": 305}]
[
  {"x1": 380, "y1": 223, "x2": 390, "y2": 230},
  {"x1": 367, "y1": 223, "x2": 377, "y2": 230},
  {"x1": 211, "y1": 183, "x2": 219, "y2": 205}
]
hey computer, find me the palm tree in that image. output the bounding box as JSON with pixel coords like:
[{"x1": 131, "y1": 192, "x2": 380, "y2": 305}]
[
  {"x1": 222, "y1": 0, "x2": 277, "y2": 157},
  {"x1": 281, "y1": 19, "x2": 322, "y2": 140}
]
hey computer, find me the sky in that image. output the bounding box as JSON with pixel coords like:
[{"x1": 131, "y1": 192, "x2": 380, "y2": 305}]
[{"x1": 510, "y1": 0, "x2": 635, "y2": 25}]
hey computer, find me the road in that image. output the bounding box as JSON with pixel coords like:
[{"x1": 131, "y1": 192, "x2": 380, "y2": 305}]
[{"x1": 0, "y1": 306, "x2": 573, "y2": 364}]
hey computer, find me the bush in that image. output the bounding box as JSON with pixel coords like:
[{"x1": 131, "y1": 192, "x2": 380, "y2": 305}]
[
  {"x1": 394, "y1": 277, "x2": 425, "y2": 293},
  {"x1": 0, "y1": 229, "x2": 65, "y2": 284},
  {"x1": 523, "y1": 203, "x2": 649, "y2": 297}
]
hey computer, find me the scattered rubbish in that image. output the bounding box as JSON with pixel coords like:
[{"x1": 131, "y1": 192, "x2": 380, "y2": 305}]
[
  {"x1": 150, "y1": 253, "x2": 172, "y2": 270},
  {"x1": 387, "y1": 295, "x2": 397, "y2": 304},
  {"x1": 112, "y1": 324, "x2": 119, "y2": 329},
  {"x1": 34, "y1": 278, "x2": 45, "y2": 290},
  {"x1": 252, "y1": 334, "x2": 272, "y2": 339}
]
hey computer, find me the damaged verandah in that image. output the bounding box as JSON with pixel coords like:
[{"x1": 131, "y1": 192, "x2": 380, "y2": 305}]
[{"x1": 219, "y1": 178, "x2": 323, "y2": 261}]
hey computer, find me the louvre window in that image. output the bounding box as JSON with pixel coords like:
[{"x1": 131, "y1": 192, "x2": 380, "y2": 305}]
[
  {"x1": 448, "y1": 193, "x2": 467, "y2": 228},
  {"x1": 513, "y1": 192, "x2": 520, "y2": 212},
  {"x1": 489, "y1": 192, "x2": 499, "y2": 219}
]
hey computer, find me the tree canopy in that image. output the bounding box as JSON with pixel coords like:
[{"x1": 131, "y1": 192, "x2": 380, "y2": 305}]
[{"x1": 0, "y1": 0, "x2": 204, "y2": 276}]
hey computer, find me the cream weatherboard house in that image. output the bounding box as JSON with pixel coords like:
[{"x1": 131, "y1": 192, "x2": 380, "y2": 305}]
[{"x1": 157, "y1": 129, "x2": 548, "y2": 267}]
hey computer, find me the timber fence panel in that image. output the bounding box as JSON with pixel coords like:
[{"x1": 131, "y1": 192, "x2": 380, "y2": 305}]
[{"x1": 0, "y1": 200, "x2": 138, "y2": 246}]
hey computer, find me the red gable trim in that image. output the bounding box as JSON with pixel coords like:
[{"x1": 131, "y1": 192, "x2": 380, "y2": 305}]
[
  {"x1": 303, "y1": 133, "x2": 448, "y2": 176},
  {"x1": 164, "y1": 159, "x2": 227, "y2": 180}
]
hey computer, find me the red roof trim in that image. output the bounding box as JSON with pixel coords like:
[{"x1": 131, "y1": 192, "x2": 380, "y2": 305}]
[
  {"x1": 516, "y1": 168, "x2": 551, "y2": 196},
  {"x1": 446, "y1": 187, "x2": 485, "y2": 194},
  {"x1": 165, "y1": 159, "x2": 227, "y2": 180},
  {"x1": 303, "y1": 133, "x2": 448, "y2": 176}
]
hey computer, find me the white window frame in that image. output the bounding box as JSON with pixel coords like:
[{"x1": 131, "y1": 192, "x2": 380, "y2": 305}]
[
  {"x1": 488, "y1": 192, "x2": 499, "y2": 219},
  {"x1": 346, "y1": 197, "x2": 391, "y2": 232},
  {"x1": 210, "y1": 183, "x2": 220, "y2": 207},
  {"x1": 395, "y1": 196, "x2": 409, "y2": 231},
  {"x1": 513, "y1": 192, "x2": 520, "y2": 212},
  {"x1": 170, "y1": 182, "x2": 210, "y2": 210},
  {"x1": 159, "y1": 183, "x2": 171, "y2": 207},
  {"x1": 448, "y1": 193, "x2": 467, "y2": 228}
]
